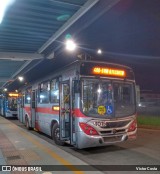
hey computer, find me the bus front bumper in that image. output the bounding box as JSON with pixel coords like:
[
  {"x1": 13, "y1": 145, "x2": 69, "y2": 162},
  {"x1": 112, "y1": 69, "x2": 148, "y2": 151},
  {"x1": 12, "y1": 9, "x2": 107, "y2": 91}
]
[
  {"x1": 76, "y1": 129, "x2": 137, "y2": 149},
  {"x1": 5, "y1": 111, "x2": 17, "y2": 117}
]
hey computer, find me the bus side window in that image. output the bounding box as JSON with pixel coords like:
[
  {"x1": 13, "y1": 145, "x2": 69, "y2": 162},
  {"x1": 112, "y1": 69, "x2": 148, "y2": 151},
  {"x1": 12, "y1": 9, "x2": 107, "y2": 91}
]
[
  {"x1": 25, "y1": 90, "x2": 31, "y2": 104},
  {"x1": 50, "y1": 79, "x2": 59, "y2": 103},
  {"x1": 39, "y1": 81, "x2": 50, "y2": 104}
]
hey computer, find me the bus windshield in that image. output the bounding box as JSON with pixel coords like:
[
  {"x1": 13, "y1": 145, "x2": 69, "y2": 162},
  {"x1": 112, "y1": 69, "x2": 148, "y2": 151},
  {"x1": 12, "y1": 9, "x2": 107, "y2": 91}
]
[
  {"x1": 8, "y1": 97, "x2": 17, "y2": 110},
  {"x1": 81, "y1": 78, "x2": 136, "y2": 118}
]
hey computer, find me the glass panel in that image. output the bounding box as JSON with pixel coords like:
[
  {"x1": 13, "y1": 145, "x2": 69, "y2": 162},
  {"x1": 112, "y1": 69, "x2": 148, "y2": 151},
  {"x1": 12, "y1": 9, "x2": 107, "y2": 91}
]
[
  {"x1": 25, "y1": 89, "x2": 31, "y2": 104},
  {"x1": 81, "y1": 78, "x2": 136, "y2": 118},
  {"x1": 51, "y1": 79, "x2": 59, "y2": 103},
  {"x1": 8, "y1": 97, "x2": 17, "y2": 110},
  {"x1": 113, "y1": 82, "x2": 136, "y2": 117},
  {"x1": 39, "y1": 81, "x2": 50, "y2": 104},
  {"x1": 82, "y1": 79, "x2": 113, "y2": 117}
]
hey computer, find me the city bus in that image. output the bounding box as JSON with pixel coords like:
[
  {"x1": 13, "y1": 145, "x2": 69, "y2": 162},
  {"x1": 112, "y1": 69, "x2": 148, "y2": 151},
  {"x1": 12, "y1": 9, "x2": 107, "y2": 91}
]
[
  {"x1": 0, "y1": 92, "x2": 18, "y2": 118},
  {"x1": 17, "y1": 60, "x2": 137, "y2": 149}
]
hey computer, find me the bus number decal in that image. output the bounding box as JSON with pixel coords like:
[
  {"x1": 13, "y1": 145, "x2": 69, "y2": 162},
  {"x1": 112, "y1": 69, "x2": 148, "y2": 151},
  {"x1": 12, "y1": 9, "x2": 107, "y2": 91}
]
[{"x1": 93, "y1": 121, "x2": 107, "y2": 127}]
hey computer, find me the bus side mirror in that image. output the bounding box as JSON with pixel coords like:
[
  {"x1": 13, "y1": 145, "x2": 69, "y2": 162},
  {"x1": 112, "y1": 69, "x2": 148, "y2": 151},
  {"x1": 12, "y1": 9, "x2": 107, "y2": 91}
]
[{"x1": 73, "y1": 80, "x2": 80, "y2": 93}]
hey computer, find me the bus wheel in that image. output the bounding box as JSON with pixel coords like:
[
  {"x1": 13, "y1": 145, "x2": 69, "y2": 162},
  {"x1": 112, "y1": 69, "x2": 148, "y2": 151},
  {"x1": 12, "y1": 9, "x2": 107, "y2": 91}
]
[
  {"x1": 26, "y1": 118, "x2": 30, "y2": 130},
  {"x1": 52, "y1": 123, "x2": 65, "y2": 146}
]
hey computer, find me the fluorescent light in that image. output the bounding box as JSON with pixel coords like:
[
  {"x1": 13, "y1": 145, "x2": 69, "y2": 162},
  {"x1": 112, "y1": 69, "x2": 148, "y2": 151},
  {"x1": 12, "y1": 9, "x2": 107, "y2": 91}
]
[{"x1": 0, "y1": 0, "x2": 15, "y2": 24}]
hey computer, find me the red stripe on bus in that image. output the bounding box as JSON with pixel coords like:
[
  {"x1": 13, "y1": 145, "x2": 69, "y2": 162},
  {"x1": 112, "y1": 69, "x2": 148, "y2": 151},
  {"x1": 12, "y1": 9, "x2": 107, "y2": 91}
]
[
  {"x1": 24, "y1": 106, "x2": 59, "y2": 115},
  {"x1": 24, "y1": 106, "x2": 86, "y2": 117},
  {"x1": 73, "y1": 108, "x2": 87, "y2": 118},
  {"x1": 36, "y1": 107, "x2": 59, "y2": 114},
  {"x1": 24, "y1": 106, "x2": 30, "y2": 112},
  {"x1": 24, "y1": 106, "x2": 31, "y2": 117}
]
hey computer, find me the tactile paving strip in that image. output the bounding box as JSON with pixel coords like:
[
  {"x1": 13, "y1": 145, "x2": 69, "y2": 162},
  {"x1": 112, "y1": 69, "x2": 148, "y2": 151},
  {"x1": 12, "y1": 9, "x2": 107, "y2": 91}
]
[
  {"x1": 19, "y1": 149, "x2": 41, "y2": 161},
  {"x1": 3, "y1": 150, "x2": 21, "y2": 158},
  {"x1": 7, "y1": 155, "x2": 21, "y2": 161},
  {"x1": 0, "y1": 129, "x2": 35, "y2": 174},
  {"x1": 1, "y1": 147, "x2": 17, "y2": 152}
]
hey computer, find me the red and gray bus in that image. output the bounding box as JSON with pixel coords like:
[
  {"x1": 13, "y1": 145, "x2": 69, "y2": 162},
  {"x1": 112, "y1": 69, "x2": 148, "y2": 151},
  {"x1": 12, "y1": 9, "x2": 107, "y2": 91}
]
[{"x1": 17, "y1": 60, "x2": 137, "y2": 149}]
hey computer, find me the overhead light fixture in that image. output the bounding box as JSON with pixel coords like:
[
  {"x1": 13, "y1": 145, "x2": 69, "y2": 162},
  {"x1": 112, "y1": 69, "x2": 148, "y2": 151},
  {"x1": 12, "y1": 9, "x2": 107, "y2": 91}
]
[
  {"x1": 18, "y1": 76, "x2": 24, "y2": 82},
  {"x1": 0, "y1": 0, "x2": 15, "y2": 24},
  {"x1": 3, "y1": 88, "x2": 7, "y2": 92},
  {"x1": 97, "y1": 49, "x2": 102, "y2": 55},
  {"x1": 65, "y1": 39, "x2": 77, "y2": 52}
]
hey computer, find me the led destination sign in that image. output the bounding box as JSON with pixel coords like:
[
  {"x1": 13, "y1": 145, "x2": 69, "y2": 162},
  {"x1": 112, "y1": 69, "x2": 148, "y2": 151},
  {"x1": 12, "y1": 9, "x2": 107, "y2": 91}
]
[
  {"x1": 8, "y1": 93, "x2": 18, "y2": 97},
  {"x1": 93, "y1": 67, "x2": 126, "y2": 77},
  {"x1": 80, "y1": 62, "x2": 134, "y2": 80}
]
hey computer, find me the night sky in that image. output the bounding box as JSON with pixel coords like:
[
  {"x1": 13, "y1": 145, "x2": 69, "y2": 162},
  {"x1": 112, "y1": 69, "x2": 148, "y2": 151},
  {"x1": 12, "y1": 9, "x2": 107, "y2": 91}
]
[
  {"x1": 9, "y1": 0, "x2": 160, "y2": 93},
  {"x1": 68, "y1": 0, "x2": 160, "y2": 93}
]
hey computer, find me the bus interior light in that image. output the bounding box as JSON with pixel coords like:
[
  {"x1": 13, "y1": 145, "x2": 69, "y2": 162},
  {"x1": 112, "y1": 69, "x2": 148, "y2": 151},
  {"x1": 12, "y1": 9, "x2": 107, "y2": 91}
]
[{"x1": 97, "y1": 88, "x2": 102, "y2": 93}]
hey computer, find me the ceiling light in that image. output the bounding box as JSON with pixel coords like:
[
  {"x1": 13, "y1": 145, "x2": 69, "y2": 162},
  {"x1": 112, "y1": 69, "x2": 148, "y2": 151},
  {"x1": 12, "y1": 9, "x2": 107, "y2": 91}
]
[
  {"x1": 4, "y1": 88, "x2": 7, "y2": 91},
  {"x1": 97, "y1": 49, "x2": 102, "y2": 55},
  {"x1": 18, "y1": 76, "x2": 24, "y2": 82},
  {"x1": 0, "y1": 0, "x2": 15, "y2": 24},
  {"x1": 65, "y1": 39, "x2": 77, "y2": 52}
]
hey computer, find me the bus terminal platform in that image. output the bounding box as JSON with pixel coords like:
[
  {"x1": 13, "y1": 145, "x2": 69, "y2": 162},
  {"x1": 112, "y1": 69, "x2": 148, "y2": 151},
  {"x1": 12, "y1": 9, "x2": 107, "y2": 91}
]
[{"x1": 0, "y1": 116, "x2": 103, "y2": 174}]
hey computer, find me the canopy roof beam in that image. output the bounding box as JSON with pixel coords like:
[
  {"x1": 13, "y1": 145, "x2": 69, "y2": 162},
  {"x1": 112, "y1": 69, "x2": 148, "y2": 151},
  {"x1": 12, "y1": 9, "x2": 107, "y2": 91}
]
[
  {"x1": 0, "y1": 78, "x2": 10, "y2": 82},
  {"x1": 0, "y1": 52, "x2": 44, "y2": 61},
  {"x1": 38, "y1": 0, "x2": 99, "y2": 54}
]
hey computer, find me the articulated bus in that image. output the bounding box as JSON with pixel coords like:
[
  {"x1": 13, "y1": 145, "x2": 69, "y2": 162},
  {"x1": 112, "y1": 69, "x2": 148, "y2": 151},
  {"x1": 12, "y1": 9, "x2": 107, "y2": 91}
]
[
  {"x1": 0, "y1": 92, "x2": 18, "y2": 118},
  {"x1": 17, "y1": 60, "x2": 137, "y2": 149}
]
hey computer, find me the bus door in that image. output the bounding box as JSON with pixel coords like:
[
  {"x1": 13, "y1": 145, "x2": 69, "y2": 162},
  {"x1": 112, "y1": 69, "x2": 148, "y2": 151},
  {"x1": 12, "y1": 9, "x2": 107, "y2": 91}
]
[
  {"x1": 2, "y1": 99, "x2": 6, "y2": 116},
  {"x1": 31, "y1": 90, "x2": 37, "y2": 128},
  {"x1": 0, "y1": 99, "x2": 2, "y2": 115},
  {"x1": 59, "y1": 80, "x2": 72, "y2": 142}
]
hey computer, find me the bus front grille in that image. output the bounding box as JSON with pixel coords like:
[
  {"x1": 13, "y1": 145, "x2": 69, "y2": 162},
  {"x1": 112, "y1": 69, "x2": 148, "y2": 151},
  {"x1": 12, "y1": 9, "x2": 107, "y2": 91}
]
[
  {"x1": 101, "y1": 120, "x2": 130, "y2": 128},
  {"x1": 100, "y1": 129, "x2": 126, "y2": 135},
  {"x1": 103, "y1": 135, "x2": 123, "y2": 143}
]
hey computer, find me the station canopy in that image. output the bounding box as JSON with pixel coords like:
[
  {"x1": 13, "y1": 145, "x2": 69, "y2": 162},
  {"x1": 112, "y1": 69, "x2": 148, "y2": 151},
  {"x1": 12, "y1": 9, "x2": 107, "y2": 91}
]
[
  {"x1": 1, "y1": 0, "x2": 159, "y2": 92},
  {"x1": 0, "y1": 0, "x2": 122, "y2": 91}
]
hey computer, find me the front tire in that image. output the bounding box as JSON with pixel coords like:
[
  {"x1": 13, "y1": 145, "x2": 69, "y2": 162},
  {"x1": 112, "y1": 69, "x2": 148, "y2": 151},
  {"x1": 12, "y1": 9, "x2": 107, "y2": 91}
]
[
  {"x1": 52, "y1": 123, "x2": 65, "y2": 146},
  {"x1": 25, "y1": 118, "x2": 31, "y2": 130}
]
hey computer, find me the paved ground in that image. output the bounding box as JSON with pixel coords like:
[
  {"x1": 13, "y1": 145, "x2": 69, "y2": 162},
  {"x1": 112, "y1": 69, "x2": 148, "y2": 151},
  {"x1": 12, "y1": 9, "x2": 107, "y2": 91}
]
[
  {"x1": 1, "y1": 117, "x2": 160, "y2": 174},
  {"x1": 0, "y1": 116, "x2": 102, "y2": 174}
]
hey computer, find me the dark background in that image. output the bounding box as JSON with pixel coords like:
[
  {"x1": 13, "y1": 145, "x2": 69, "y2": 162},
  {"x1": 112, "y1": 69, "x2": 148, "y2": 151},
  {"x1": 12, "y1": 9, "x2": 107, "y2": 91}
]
[{"x1": 8, "y1": 0, "x2": 160, "y2": 93}]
